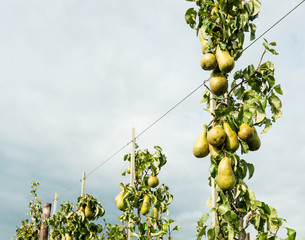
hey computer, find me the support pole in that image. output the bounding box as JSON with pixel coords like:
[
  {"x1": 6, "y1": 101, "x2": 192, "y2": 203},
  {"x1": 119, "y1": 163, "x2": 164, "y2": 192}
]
[
  {"x1": 52, "y1": 192, "x2": 58, "y2": 216},
  {"x1": 128, "y1": 128, "x2": 136, "y2": 240},
  {"x1": 39, "y1": 203, "x2": 52, "y2": 240},
  {"x1": 81, "y1": 172, "x2": 86, "y2": 197},
  {"x1": 130, "y1": 128, "x2": 136, "y2": 188},
  {"x1": 209, "y1": 72, "x2": 218, "y2": 231}
]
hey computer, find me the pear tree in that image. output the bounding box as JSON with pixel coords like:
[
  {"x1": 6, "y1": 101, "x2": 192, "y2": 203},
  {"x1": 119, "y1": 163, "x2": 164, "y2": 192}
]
[
  {"x1": 185, "y1": 0, "x2": 296, "y2": 239},
  {"x1": 110, "y1": 145, "x2": 181, "y2": 240}
]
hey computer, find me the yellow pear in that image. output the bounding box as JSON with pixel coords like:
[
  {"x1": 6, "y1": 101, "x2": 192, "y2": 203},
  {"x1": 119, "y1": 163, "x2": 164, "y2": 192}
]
[
  {"x1": 141, "y1": 195, "x2": 151, "y2": 215},
  {"x1": 209, "y1": 144, "x2": 221, "y2": 158},
  {"x1": 209, "y1": 69, "x2": 228, "y2": 96},
  {"x1": 200, "y1": 53, "x2": 217, "y2": 71},
  {"x1": 207, "y1": 125, "x2": 226, "y2": 147},
  {"x1": 115, "y1": 191, "x2": 125, "y2": 211},
  {"x1": 199, "y1": 27, "x2": 208, "y2": 54},
  {"x1": 238, "y1": 123, "x2": 254, "y2": 142},
  {"x1": 223, "y1": 122, "x2": 239, "y2": 152},
  {"x1": 218, "y1": 157, "x2": 236, "y2": 191},
  {"x1": 248, "y1": 127, "x2": 261, "y2": 151},
  {"x1": 193, "y1": 125, "x2": 209, "y2": 158},
  {"x1": 151, "y1": 206, "x2": 158, "y2": 220},
  {"x1": 216, "y1": 45, "x2": 235, "y2": 73},
  {"x1": 148, "y1": 176, "x2": 159, "y2": 188},
  {"x1": 126, "y1": 166, "x2": 131, "y2": 174}
]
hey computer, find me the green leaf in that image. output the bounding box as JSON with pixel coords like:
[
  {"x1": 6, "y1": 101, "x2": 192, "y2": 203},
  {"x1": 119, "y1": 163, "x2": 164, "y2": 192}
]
[
  {"x1": 274, "y1": 84, "x2": 283, "y2": 95},
  {"x1": 247, "y1": 163, "x2": 255, "y2": 179},
  {"x1": 285, "y1": 227, "x2": 296, "y2": 240},
  {"x1": 185, "y1": 8, "x2": 197, "y2": 29},
  {"x1": 261, "y1": 118, "x2": 272, "y2": 134},
  {"x1": 268, "y1": 93, "x2": 282, "y2": 120},
  {"x1": 207, "y1": 228, "x2": 215, "y2": 240}
]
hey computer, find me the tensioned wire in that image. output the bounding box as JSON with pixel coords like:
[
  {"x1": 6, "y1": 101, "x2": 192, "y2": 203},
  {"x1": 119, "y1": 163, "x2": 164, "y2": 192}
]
[{"x1": 58, "y1": 0, "x2": 305, "y2": 198}]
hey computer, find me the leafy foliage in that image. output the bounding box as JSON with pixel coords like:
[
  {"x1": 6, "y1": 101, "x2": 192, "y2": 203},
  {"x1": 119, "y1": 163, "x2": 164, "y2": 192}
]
[
  {"x1": 186, "y1": 0, "x2": 296, "y2": 239},
  {"x1": 46, "y1": 194, "x2": 105, "y2": 239},
  {"x1": 15, "y1": 181, "x2": 43, "y2": 240},
  {"x1": 112, "y1": 145, "x2": 180, "y2": 239}
]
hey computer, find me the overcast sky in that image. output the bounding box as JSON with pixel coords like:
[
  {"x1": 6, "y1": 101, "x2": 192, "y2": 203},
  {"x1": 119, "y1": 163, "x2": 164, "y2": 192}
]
[{"x1": 0, "y1": 1, "x2": 304, "y2": 239}]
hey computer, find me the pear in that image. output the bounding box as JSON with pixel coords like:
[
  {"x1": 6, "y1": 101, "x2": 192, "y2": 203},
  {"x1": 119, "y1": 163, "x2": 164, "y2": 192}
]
[
  {"x1": 209, "y1": 144, "x2": 221, "y2": 158},
  {"x1": 151, "y1": 206, "x2": 158, "y2": 220},
  {"x1": 84, "y1": 205, "x2": 94, "y2": 220},
  {"x1": 148, "y1": 176, "x2": 159, "y2": 188},
  {"x1": 141, "y1": 195, "x2": 151, "y2": 215},
  {"x1": 216, "y1": 45, "x2": 235, "y2": 73},
  {"x1": 115, "y1": 191, "x2": 125, "y2": 211},
  {"x1": 218, "y1": 157, "x2": 236, "y2": 191},
  {"x1": 199, "y1": 27, "x2": 208, "y2": 54},
  {"x1": 248, "y1": 127, "x2": 261, "y2": 151},
  {"x1": 200, "y1": 53, "x2": 217, "y2": 71},
  {"x1": 209, "y1": 69, "x2": 228, "y2": 96},
  {"x1": 223, "y1": 122, "x2": 239, "y2": 152},
  {"x1": 207, "y1": 125, "x2": 226, "y2": 147},
  {"x1": 238, "y1": 123, "x2": 254, "y2": 142},
  {"x1": 193, "y1": 125, "x2": 209, "y2": 158}
]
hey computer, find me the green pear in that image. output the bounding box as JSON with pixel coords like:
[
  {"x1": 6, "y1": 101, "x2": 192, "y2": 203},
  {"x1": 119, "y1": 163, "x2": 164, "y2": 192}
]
[
  {"x1": 218, "y1": 157, "x2": 236, "y2": 191},
  {"x1": 84, "y1": 205, "x2": 94, "y2": 220},
  {"x1": 200, "y1": 53, "x2": 217, "y2": 71},
  {"x1": 207, "y1": 125, "x2": 226, "y2": 147},
  {"x1": 141, "y1": 195, "x2": 151, "y2": 215},
  {"x1": 216, "y1": 45, "x2": 235, "y2": 73},
  {"x1": 223, "y1": 122, "x2": 239, "y2": 152},
  {"x1": 209, "y1": 69, "x2": 228, "y2": 96},
  {"x1": 193, "y1": 125, "x2": 209, "y2": 158},
  {"x1": 115, "y1": 191, "x2": 125, "y2": 211},
  {"x1": 151, "y1": 206, "x2": 158, "y2": 220},
  {"x1": 209, "y1": 144, "x2": 221, "y2": 158},
  {"x1": 248, "y1": 127, "x2": 261, "y2": 151},
  {"x1": 148, "y1": 176, "x2": 159, "y2": 188},
  {"x1": 238, "y1": 123, "x2": 254, "y2": 142},
  {"x1": 199, "y1": 27, "x2": 208, "y2": 54}
]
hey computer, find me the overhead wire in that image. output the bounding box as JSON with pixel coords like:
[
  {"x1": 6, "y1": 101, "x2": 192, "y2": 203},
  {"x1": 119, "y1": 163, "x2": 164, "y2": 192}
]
[{"x1": 57, "y1": 0, "x2": 305, "y2": 199}]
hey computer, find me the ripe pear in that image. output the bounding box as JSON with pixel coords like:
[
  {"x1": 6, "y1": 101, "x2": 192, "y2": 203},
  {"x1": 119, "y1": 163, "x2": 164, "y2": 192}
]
[
  {"x1": 115, "y1": 191, "x2": 125, "y2": 211},
  {"x1": 193, "y1": 125, "x2": 209, "y2": 158},
  {"x1": 238, "y1": 123, "x2": 254, "y2": 142},
  {"x1": 200, "y1": 53, "x2": 217, "y2": 71},
  {"x1": 148, "y1": 176, "x2": 159, "y2": 188},
  {"x1": 84, "y1": 205, "x2": 94, "y2": 220},
  {"x1": 223, "y1": 122, "x2": 239, "y2": 152},
  {"x1": 126, "y1": 166, "x2": 131, "y2": 174},
  {"x1": 199, "y1": 27, "x2": 208, "y2": 54},
  {"x1": 218, "y1": 157, "x2": 236, "y2": 191},
  {"x1": 209, "y1": 144, "x2": 221, "y2": 158},
  {"x1": 248, "y1": 127, "x2": 261, "y2": 151},
  {"x1": 151, "y1": 206, "x2": 158, "y2": 220},
  {"x1": 216, "y1": 45, "x2": 235, "y2": 73},
  {"x1": 207, "y1": 125, "x2": 226, "y2": 147},
  {"x1": 209, "y1": 69, "x2": 228, "y2": 96},
  {"x1": 141, "y1": 195, "x2": 151, "y2": 215}
]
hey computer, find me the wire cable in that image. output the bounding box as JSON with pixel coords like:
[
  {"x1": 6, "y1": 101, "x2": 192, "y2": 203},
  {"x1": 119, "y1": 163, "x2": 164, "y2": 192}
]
[{"x1": 56, "y1": 0, "x2": 305, "y2": 198}]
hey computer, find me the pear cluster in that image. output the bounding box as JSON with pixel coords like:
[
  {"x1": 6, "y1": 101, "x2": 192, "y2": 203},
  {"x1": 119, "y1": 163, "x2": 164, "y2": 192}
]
[
  {"x1": 193, "y1": 122, "x2": 261, "y2": 191},
  {"x1": 199, "y1": 28, "x2": 235, "y2": 97},
  {"x1": 114, "y1": 175, "x2": 159, "y2": 216}
]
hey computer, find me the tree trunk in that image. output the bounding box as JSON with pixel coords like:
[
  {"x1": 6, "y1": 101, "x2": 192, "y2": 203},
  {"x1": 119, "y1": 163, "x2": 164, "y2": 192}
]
[{"x1": 39, "y1": 203, "x2": 52, "y2": 240}]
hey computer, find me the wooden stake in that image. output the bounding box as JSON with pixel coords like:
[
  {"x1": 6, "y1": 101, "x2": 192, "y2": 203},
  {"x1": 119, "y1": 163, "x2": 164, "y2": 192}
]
[
  {"x1": 209, "y1": 71, "x2": 218, "y2": 232},
  {"x1": 128, "y1": 128, "x2": 136, "y2": 240},
  {"x1": 81, "y1": 172, "x2": 86, "y2": 197},
  {"x1": 52, "y1": 192, "x2": 58, "y2": 216},
  {"x1": 130, "y1": 128, "x2": 136, "y2": 188},
  {"x1": 39, "y1": 203, "x2": 52, "y2": 240}
]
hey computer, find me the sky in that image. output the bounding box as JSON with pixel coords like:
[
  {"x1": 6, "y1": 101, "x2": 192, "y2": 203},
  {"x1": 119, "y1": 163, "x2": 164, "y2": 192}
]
[{"x1": 0, "y1": 0, "x2": 304, "y2": 239}]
